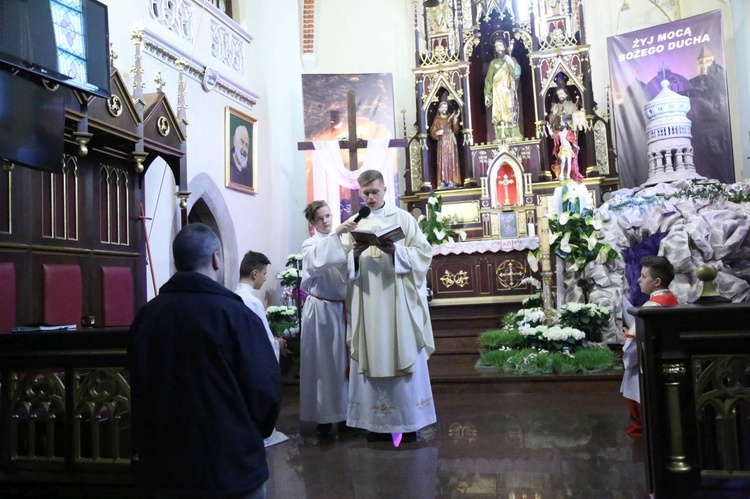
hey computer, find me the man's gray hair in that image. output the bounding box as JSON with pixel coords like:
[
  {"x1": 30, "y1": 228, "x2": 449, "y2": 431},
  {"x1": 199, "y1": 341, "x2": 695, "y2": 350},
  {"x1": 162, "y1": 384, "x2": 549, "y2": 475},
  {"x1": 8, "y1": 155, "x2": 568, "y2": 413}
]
[{"x1": 173, "y1": 223, "x2": 221, "y2": 272}]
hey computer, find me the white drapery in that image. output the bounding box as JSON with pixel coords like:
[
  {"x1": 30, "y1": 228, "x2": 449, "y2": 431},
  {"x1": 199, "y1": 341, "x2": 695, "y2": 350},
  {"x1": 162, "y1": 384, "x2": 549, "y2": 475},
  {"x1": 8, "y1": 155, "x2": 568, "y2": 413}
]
[{"x1": 311, "y1": 139, "x2": 396, "y2": 226}]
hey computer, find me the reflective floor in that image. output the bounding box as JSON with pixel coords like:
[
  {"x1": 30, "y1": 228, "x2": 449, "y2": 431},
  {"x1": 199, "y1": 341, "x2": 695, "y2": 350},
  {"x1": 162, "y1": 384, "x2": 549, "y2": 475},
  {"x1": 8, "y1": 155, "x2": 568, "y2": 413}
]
[{"x1": 266, "y1": 389, "x2": 649, "y2": 498}]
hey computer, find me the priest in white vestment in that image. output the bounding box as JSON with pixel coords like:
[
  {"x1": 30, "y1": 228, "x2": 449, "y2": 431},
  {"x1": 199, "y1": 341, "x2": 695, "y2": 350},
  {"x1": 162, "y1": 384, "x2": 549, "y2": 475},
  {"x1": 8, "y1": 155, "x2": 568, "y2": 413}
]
[
  {"x1": 299, "y1": 201, "x2": 357, "y2": 433},
  {"x1": 344, "y1": 170, "x2": 436, "y2": 441}
]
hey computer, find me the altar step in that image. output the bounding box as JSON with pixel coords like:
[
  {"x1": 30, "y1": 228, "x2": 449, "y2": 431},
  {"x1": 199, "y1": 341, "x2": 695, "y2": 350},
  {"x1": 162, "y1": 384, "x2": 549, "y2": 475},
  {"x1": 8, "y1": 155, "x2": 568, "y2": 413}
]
[{"x1": 426, "y1": 312, "x2": 621, "y2": 394}]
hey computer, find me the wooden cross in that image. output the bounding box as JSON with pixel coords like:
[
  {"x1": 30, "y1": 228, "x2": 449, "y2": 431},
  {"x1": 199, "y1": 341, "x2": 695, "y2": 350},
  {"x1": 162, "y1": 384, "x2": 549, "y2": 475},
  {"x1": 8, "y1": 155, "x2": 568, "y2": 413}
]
[{"x1": 297, "y1": 90, "x2": 407, "y2": 212}]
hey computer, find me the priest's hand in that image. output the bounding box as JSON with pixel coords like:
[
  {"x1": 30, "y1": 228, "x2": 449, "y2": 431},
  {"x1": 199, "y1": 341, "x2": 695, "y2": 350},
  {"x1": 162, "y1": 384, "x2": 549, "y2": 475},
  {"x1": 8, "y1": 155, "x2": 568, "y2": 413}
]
[
  {"x1": 353, "y1": 242, "x2": 369, "y2": 259},
  {"x1": 377, "y1": 241, "x2": 395, "y2": 255}
]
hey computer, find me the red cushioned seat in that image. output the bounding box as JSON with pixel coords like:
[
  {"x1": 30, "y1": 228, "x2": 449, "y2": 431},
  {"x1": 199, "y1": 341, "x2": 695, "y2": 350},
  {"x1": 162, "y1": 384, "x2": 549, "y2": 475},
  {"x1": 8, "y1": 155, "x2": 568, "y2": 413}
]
[
  {"x1": 43, "y1": 263, "x2": 82, "y2": 328},
  {"x1": 101, "y1": 266, "x2": 134, "y2": 327},
  {"x1": 0, "y1": 262, "x2": 15, "y2": 333}
]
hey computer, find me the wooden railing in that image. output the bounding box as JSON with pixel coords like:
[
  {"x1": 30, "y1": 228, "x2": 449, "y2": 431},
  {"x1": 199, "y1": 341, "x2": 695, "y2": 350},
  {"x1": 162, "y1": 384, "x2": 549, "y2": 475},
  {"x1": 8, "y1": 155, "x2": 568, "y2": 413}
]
[
  {"x1": 633, "y1": 303, "x2": 750, "y2": 498},
  {"x1": 0, "y1": 330, "x2": 134, "y2": 490}
]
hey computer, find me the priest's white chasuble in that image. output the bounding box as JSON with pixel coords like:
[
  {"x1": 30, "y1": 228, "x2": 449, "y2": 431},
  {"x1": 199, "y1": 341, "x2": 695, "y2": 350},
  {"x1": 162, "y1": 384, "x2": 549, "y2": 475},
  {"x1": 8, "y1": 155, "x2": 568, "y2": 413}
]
[{"x1": 344, "y1": 203, "x2": 437, "y2": 433}]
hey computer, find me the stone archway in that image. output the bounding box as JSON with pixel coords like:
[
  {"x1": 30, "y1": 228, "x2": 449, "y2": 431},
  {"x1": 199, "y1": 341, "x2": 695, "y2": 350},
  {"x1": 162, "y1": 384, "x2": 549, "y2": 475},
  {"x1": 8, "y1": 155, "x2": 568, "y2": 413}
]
[{"x1": 186, "y1": 173, "x2": 238, "y2": 290}]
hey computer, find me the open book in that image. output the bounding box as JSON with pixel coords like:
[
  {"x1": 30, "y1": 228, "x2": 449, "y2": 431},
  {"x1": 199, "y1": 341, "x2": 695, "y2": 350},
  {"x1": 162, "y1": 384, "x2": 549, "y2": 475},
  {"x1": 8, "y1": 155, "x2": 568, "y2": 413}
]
[
  {"x1": 11, "y1": 323, "x2": 77, "y2": 332},
  {"x1": 350, "y1": 224, "x2": 405, "y2": 246}
]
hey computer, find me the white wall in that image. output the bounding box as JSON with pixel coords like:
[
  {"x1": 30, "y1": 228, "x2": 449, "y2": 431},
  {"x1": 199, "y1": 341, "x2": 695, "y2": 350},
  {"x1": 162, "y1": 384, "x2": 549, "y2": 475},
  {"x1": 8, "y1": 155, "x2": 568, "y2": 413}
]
[
  {"x1": 99, "y1": 0, "x2": 307, "y2": 304},
  {"x1": 243, "y1": 0, "x2": 308, "y2": 304}
]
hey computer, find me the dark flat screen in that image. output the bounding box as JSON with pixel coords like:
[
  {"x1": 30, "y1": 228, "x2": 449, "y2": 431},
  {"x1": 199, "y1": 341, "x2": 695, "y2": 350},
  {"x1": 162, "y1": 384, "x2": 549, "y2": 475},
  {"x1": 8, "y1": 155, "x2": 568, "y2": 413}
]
[
  {"x1": 0, "y1": 0, "x2": 110, "y2": 98},
  {"x1": 0, "y1": 70, "x2": 64, "y2": 173}
]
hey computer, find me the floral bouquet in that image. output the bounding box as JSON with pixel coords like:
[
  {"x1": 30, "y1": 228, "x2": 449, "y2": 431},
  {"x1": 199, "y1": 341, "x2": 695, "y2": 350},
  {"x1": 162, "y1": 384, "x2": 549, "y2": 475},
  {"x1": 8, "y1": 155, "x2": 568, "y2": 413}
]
[
  {"x1": 277, "y1": 267, "x2": 301, "y2": 288},
  {"x1": 547, "y1": 209, "x2": 618, "y2": 271},
  {"x1": 418, "y1": 192, "x2": 467, "y2": 246},
  {"x1": 278, "y1": 253, "x2": 306, "y2": 307},
  {"x1": 558, "y1": 302, "x2": 610, "y2": 342},
  {"x1": 266, "y1": 305, "x2": 299, "y2": 337},
  {"x1": 519, "y1": 276, "x2": 543, "y2": 308},
  {"x1": 518, "y1": 324, "x2": 586, "y2": 352}
]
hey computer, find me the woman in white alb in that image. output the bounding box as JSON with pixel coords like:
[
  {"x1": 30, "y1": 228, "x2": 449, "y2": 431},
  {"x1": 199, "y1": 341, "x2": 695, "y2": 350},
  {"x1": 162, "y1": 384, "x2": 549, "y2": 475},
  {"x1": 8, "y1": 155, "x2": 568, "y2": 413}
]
[{"x1": 299, "y1": 201, "x2": 357, "y2": 435}]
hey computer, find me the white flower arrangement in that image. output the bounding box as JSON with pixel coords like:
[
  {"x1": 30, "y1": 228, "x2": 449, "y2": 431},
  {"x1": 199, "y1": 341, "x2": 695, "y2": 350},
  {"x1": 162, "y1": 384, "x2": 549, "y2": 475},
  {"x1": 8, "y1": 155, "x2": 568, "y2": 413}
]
[
  {"x1": 518, "y1": 324, "x2": 586, "y2": 343},
  {"x1": 418, "y1": 192, "x2": 468, "y2": 246},
  {"x1": 285, "y1": 253, "x2": 303, "y2": 266},
  {"x1": 543, "y1": 326, "x2": 586, "y2": 342},
  {"x1": 520, "y1": 276, "x2": 542, "y2": 290},
  {"x1": 266, "y1": 305, "x2": 297, "y2": 316},
  {"x1": 521, "y1": 293, "x2": 543, "y2": 307},
  {"x1": 277, "y1": 268, "x2": 300, "y2": 287},
  {"x1": 517, "y1": 308, "x2": 547, "y2": 327},
  {"x1": 560, "y1": 302, "x2": 609, "y2": 315},
  {"x1": 266, "y1": 305, "x2": 299, "y2": 337},
  {"x1": 548, "y1": 209, "x2": 618, "y2": 270},
  {"x1": 558, "y1": 302, "x2": 611, "y2": 342}
]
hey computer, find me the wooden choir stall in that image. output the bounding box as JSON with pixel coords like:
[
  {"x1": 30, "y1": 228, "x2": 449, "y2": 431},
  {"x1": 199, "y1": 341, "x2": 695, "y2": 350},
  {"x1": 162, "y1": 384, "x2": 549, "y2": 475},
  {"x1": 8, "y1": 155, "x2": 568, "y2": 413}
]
[{"x1": 0, "y1": 33, "x2": 187, "y2": 488}]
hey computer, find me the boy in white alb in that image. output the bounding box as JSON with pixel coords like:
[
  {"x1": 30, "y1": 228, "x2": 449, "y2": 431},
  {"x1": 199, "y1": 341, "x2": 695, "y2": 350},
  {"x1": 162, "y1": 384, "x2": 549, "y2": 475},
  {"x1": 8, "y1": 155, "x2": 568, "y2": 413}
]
[
  {"x1": 299, "y1": 201, "x2": 357, "y2": 436},
  {"x1": 235, "y1": 250, "x2": 288, "y2": 447}
]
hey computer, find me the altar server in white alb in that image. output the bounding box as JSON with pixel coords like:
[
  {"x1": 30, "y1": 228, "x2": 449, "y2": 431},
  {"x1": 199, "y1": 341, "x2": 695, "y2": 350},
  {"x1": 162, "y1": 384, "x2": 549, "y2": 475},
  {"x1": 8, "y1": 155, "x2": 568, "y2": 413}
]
[
  {"x1": 344, "y1": 169, "x2": 436, "y2": 444},
  {"x1": 235, "y1": 250, "x2": 288, "y2": 447},
  {"x1": 299, "y1": 201, "x2": 358, "y2": 435}
]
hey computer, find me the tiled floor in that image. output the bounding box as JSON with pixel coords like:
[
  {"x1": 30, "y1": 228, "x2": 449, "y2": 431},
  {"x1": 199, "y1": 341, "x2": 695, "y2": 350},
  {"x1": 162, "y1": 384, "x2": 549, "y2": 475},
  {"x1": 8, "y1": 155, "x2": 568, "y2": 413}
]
[{"x1": 266, "y1": 389, "x2": 649, "y2": 498}]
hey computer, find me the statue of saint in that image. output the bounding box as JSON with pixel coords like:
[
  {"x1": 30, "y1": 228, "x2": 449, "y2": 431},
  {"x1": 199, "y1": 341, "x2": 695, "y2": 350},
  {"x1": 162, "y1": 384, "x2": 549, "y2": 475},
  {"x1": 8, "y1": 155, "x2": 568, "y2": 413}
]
[
  {"x1": 484, "y1": 37, "x2": 521, "y2": 140},
  {"x1": 551, "y1": 119, "x2": 582, "y2": 182},
  {"x1": 429, "y1": 100, "x2": 462, "y2": 188},
  {"x1": 548, "y1": 86, "x2": 578, "y2": 133},
  {"x1": 547, "y1": 86, "x2": 583, "y2": 182},
  {"x1": 428, "y1": 0, "x2": 452, "y2": 33}
]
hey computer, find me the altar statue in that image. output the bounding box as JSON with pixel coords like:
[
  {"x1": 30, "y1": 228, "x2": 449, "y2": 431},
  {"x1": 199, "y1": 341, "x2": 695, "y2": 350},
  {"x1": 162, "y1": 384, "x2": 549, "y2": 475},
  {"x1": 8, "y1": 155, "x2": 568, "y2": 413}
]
[
  {"x1": 548, "y1": 86, "x2": 578, "y2": 133},
  {"x1": 547, "y1": 86, "x2": 583, "y2": 182},
  {"x1": 551, "y1": 120, "x2": 582, "y2": 182},
  {"x1": 429, "y1": 100, "x2": 462, "y2": 188},
  {"x1": 484, "y1": 37, "x2": 521, "y2": 140}
]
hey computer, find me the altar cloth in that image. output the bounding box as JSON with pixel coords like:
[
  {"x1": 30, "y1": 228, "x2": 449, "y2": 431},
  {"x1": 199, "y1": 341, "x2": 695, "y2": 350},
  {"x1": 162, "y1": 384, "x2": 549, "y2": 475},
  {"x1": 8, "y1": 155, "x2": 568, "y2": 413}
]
[{"x1": 432, "y1": 237, "x2": 539, "y2": 256}]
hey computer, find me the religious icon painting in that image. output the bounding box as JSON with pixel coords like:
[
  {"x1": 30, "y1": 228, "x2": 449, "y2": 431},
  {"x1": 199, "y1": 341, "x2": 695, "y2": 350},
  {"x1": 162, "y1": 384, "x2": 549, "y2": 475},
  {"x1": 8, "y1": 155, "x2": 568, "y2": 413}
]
[
  {"x1": 499, "y1": 211, "x2": 518, "y2": 239},
  {"x1": 225, "y1": 107, "x2": 257, "y2": 194}
]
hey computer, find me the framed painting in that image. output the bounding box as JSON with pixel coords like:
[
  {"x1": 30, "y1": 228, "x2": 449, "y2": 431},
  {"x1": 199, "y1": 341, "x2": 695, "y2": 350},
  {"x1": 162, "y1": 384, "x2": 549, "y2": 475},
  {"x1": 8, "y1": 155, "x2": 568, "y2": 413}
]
[
  {"x1": 225, "y1": 107, "x2": 257, "y2": 194},
  {"x1": 499, "y1": 211, "x2": 518, "y2": 239}
]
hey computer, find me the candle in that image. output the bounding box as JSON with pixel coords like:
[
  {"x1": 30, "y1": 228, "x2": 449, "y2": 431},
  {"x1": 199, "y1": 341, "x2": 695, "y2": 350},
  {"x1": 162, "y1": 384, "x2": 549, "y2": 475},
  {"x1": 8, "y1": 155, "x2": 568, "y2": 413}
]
[
  {"x1": 536, "y1": 205, "x2": 551, "y2": 272},
  {"x1": 528, "y1": 222, "x2": 536, "y2": 237}
]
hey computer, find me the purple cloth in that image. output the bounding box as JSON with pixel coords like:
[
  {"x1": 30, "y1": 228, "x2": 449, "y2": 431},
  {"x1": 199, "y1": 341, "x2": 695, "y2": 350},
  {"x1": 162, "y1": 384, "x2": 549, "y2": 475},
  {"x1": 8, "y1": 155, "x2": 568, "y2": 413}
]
[{"x1": 624, "y1": 232, "x2": 668, "y2": 306}]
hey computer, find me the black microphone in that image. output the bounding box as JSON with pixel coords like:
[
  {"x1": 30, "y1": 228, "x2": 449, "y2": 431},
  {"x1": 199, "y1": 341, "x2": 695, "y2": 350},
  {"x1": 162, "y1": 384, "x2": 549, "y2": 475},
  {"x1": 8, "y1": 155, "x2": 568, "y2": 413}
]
[{"x1": 354, "y1": 206, "x2": 371, "y2": 222}]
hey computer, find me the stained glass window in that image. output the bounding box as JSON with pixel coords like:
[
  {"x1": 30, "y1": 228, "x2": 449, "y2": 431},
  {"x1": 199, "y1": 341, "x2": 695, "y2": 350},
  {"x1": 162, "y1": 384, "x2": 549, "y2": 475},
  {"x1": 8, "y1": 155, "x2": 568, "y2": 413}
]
[{"x1": 50, "y1": 0, "x2": 87, "y2": 84}]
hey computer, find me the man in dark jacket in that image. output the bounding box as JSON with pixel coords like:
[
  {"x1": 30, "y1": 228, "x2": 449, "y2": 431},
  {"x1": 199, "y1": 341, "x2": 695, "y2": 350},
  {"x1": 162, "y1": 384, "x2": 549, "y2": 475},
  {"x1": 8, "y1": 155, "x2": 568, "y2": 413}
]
[{"x1": 129, "y1": 223, "x2": 281, "y2": 498}]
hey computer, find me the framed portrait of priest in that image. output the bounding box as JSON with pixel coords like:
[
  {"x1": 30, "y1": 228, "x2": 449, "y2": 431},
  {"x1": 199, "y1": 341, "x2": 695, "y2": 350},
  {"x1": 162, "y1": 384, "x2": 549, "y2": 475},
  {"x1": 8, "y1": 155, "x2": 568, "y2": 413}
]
[{"x1": 225, "y1": 107, "x2": 257, "y2": 194}]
